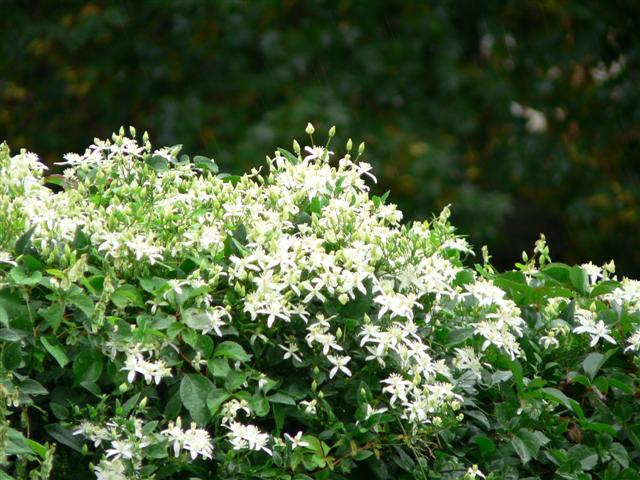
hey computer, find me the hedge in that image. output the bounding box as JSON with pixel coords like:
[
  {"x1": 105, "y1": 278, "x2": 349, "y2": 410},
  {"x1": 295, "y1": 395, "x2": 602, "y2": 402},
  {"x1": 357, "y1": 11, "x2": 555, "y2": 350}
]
[{"x1": 1, "y1": 127, "x2": 640, "y2": 479}]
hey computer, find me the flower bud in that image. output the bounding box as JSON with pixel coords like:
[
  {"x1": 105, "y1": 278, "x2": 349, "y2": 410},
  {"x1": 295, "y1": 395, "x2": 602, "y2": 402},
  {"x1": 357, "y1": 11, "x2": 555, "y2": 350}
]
[
  {"x1": 328, "y1": 125, "x2": 336, "y2": 137},
  {"x1": 306, "y1": 123, "x2": 315, "y2": 135},
  {"x1": 139, "y1": 396, "x2": 148, "y2": 409},
  {"x1": 346, "y1": 138, "x2": 353, "y2": 152},
  {"x1": 118, "y1": 383, "x2": 128, "y2": 393},
  {"x1": 293, "y1": 139, "x2": 301, "y2": 155},
  {"x1": 358, "y1": 142, "x2": 365, "y2": 155}
]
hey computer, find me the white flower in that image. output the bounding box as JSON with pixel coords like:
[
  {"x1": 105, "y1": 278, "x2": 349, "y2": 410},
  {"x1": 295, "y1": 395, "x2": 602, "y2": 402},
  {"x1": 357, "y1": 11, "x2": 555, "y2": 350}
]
[
  {"x1": 327, "y1": 355, "x2": 352, "y2": 378},
  {"x1": 299, "y1": 399, "x2": 317, "y2": 415},
  {"x1": 625, "y1": 328, "x2": 640, "y2": 353},
  {"x1": 121, "y1": 350, "x2": 172, "y2": 385},
  {"x1": 304, "y1": 146, "x2": 333, "y2": 162},
  {"x1": 182, "y1": 422, "x2": 214, "y2": 460},
  {"x1": 162, "y1": 417, "x2": 185, "y2": 458},
  {"x1": 381, "y1": 374, "x2": 412, "y2": 406},
  {"x1": 0, "y1": 251, "x2": 17, "y2": 266},
  {"x1": 105, "y1": 440, "x2": 134, "y2": 460},
  {"x1": 201, "y1": 307, "x2": 230, "y2": 336},
  {"x1": 453, "y1": 347, "x2": 483, "y2": 379},
  {"x1": 93, "y1": 458, "x2": 128, "y2": 480},
  {"x1": 227, "y1": 421, "x2": 272, "y2": 455},
  {"x1": 573, "y1": 309, "x2": 616, "y2": 347},
  {"x1": 364, "y1": 403, "x2": 388, "y2": 420},
  {"x1": 161, "y1": 417, "x2": 213, "y2": 460},
  {"x1": 466, "y1": 464, "x2": 486, "y2": 479},
  {"x1": 284, "y1": 431, "x2": 309, "y2": 449},
  {"x1": 581, "y1": 262, "x2": 603, "y2": 286},
  {"x1": 540, "y1": 333, "x2": 560, "y2": 349},
  {"x1": 278, "y1": 341, "x2": 302, "y2": 362}
]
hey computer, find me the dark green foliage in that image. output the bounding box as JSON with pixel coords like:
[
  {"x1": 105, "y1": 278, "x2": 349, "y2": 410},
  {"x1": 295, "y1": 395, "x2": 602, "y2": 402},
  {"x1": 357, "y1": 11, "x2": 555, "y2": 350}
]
[{"x1": 1, "y1": 1, "x2": 639, "y2": 272}]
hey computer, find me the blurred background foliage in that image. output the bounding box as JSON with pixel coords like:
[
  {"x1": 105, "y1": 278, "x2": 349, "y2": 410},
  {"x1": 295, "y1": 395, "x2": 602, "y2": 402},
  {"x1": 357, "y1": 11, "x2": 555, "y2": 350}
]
[{"x1": 1, "y1": 0, "x2": 639, "y2": 274}]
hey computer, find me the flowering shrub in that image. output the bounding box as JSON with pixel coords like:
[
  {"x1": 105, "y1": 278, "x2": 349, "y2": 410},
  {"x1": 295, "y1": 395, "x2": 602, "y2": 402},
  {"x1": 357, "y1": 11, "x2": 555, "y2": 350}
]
[{"x1": 1, "y1": 126, "x2": 640, "y2": 479}]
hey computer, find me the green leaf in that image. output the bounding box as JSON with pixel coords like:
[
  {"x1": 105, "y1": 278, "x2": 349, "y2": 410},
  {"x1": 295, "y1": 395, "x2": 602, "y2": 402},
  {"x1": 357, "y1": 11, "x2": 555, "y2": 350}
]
[
  {"x1": 66, "y1": 287, "x2": 94, "y2": 317},
  {"x1": 273, "y1": 403, "x2": 285, "y2": 434},
  {"x1": 112, "y1": 285, "x2": 145, "y2": 309},
  {"x1": 206, "y1": 388, "x2": 229, "y2": 415},
  {"x1": 180, "y1": 374, "x2": 213, "y2": 425},
  {"x1": 0, "y1": 304, "x2": 8, "y2": 327},
  {"x1": 590, "y1": 280, "x2": 621, "y2": 298},
  {"x1": 44, "y1": 424, "x2": 83, "y2": 452},
  {"x1": 26, "y1": 438, "x2": 48, "y2": 459},
  {"x1": 182, "y1": 309, "x2": 211, "y2": 330},
  {"x1": 193, "y1": 155, "x2": 219, "y2": 173},
  {"x1": 41, "y1": 335, "x2": 70, "y2": 367},
  {"x1": 268, "y1": 392, "x2": 296, "y2": 406},
  {"x1": 14, "y1": 227, "x2": 36, "y2": 255},
  {"x1": 10, "y1": 266, "x2": 42, "y2": 285},
  {"x1": 446, "y1": 328, "x2": 474, "y2": 346},
  {"x1": 277, "y1": 148, "x2": 299, "y2": 164},
  {"x1": 2, "y1": 342, "x2": 22, "y2": 370},
  {"x1": 511, "y1": 429, "x2": 550, "y2": 464},
  {"x1": 582, "y1": 350, "x2": 617, "y2": 381},
  {"x1": 214, "y1": 341, "x2": 251, "y2": 362},
  {"x1": 569, "y1": 266, "x2": 589, "y2": 294},
  {"x1": 392, "y1": 445, "x2": 415, "y2": 472},
  {"x1": 473, "y1": 436, "x2": 497, "y2": 457},
  {"x1": 581, "y1": 421, "x2": 617, "y2": 436},
  {"x1": 224, "y1": 369, "x2": 247, "y2": 391},
  {"x1": 40, "y1": 302, "x2": 64, "y2": 332},
  {"x1": 610, "y1": 442, "x2": 629, "y2": 468},
  {"x1": 541, "y1": 387, "x2": 574, "y2": 411},
  {"x1": 121, "y1": 393, "x2": 141, "y2": 416},
  {"x1": 19, "y1": 379, "x2": 48, "y2": 395},
  {"x1": 6, "y1": 428, "x2": 34, "y2": 455},
  {"x1": 567, "y1": 444, "x2": 598, "y2": 470},
  {"x1": 627, "y1": 425, "x2": 640, "y2": 450},
  {"x1": 146, "y1": 155, "x2": 169, "y2": 172},
  {"x1": 354, "y1": 450, "x2": 374, "y2": 461},
  {"x1": 0, "y1": 328, "x2": 24, "y2": 342},
  {"x1": 582, "y1": 352, "x2": 603, "y2": 381},
  {"x1": 250, "y1": 393, "x2": 270, "y2": 417},
  {"x1": 73, "y1": 350, "x2": 103, "y2": 385}
]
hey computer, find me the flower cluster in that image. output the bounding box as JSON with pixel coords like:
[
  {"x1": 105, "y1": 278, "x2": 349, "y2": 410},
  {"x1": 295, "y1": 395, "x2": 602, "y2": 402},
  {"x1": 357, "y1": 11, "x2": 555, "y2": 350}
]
[{"x1": 3, "y1": 127, "x2": 640, "y2": 479}]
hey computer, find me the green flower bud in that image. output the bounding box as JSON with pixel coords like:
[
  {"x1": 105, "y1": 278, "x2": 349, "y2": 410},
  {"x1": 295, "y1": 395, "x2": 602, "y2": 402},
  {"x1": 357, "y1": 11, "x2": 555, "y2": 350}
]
[
  {"x1": 328, "y1": 125, "x2": 336, "y2": 137},
  {"x1": 305, "y1": 123, "x2": 315, "y2": 135},
  {"x1": 346, "y1": 138, "x2": 353, "y2": 152}
]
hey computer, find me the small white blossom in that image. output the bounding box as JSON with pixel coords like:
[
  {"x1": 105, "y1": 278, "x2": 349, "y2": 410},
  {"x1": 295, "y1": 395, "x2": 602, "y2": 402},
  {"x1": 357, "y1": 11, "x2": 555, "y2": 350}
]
[{"x1": 327, "y1": 355, "x2": 352, "y2": 378}]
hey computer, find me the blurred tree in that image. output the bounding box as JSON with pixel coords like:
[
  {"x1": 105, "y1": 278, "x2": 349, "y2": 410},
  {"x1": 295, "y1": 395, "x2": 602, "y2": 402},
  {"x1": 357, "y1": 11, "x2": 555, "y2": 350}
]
[{"x1": 1, "y1": 0, "x2": 639, "y2": 273}]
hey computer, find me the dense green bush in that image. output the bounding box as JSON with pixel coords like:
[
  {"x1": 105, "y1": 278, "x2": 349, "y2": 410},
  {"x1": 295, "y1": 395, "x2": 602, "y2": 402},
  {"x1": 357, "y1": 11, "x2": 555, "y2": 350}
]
[
  {"x1": 2, "y1": 1, "x2": 639, "y2": 273},
  {"x1": 2, "y1": 127, "x2": 640, "y2": 479}
]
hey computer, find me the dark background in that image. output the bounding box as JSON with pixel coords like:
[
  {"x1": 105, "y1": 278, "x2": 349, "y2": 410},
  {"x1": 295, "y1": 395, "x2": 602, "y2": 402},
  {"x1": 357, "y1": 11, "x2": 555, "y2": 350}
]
[{"x1": 1, "y1": 0, "x2": 639, "y2": 274}]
